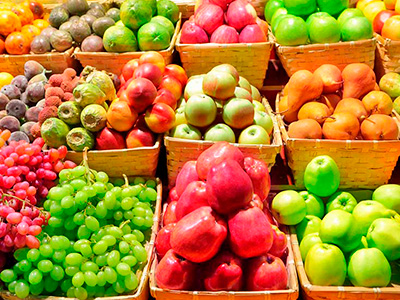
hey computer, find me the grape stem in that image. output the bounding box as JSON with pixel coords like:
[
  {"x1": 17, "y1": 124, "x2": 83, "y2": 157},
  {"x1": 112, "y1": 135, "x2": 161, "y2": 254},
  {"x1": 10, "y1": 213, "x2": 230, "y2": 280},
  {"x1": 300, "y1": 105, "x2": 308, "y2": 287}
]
[
  {"x1": 122, "y1": 174, "x2": 130, "y2": 188},
  {"x1": 0, "y1": 192, "x2": 44, "y2": 212}
]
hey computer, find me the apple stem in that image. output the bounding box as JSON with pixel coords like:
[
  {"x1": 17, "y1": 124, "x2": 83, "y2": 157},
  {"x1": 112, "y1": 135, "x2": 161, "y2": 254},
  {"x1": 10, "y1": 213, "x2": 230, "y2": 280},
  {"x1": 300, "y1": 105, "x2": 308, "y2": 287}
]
[{"x1": 361, "y1": 236, "x2": 369, "y2": 249}]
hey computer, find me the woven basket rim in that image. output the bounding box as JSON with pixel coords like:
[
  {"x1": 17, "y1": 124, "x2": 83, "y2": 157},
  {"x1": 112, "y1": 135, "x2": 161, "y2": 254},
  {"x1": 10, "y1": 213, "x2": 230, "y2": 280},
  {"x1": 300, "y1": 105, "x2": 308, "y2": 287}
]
[
  {"x1": 374, "y1": 32, "x2": 400, "y2": 47},
  {"x1": 0, "y1": 46, "x2": 74, "y2": 60}
]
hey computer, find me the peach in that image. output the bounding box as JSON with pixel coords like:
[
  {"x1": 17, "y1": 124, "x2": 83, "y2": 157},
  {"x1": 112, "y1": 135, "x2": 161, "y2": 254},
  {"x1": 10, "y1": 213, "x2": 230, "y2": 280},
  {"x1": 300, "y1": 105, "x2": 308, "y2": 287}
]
[
  {"x1": 159, "y1": 76, "x2": 183, "y2": 101},
  {"x1": 134, "y1": 63, "x2": 163, "y2": 88},
  {"x1": 121, "y1": 59, "x2": 140, "y2": 81},
  {"x1": 106, "y1": 100, "x2": 138, "y2": 132},
  {"x1": 153, "y1": 88, "x2": 178, "y2": 110},
  {"x1": 145, "y1": 103, "x2": 176, "y2": 133},
  {"x1": 139, "y1": 51, "x2": 166, "y2": 73},
  {"x1": 164, "y1": 64, "x2": 188, "y2": 87},
  {"x1": 120, "y1": 78, "x2": 157, "y2": 113}
]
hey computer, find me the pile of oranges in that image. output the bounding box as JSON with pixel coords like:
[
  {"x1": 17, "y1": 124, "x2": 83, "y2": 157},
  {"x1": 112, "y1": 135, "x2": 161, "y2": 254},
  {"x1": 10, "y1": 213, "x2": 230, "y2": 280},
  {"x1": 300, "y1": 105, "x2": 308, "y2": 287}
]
[{"x1": 0, "y1": 0, "x2": 49, "y2": 55}]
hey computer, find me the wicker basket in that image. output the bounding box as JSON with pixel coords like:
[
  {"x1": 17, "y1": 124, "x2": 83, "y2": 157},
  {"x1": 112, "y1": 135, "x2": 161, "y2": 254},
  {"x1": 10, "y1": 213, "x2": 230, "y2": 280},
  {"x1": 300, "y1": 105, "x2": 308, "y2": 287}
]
[
  {"x1": 165, "y1": 99, "x2": 282, "y2": 187},
  {"x1": 65, "y1": 135, "x2": 162, "y2": 178},
  {"x1": 171, "y1": 0, "x2": 196, "y2": 19},
  {"x1": 276, "y1": 94, "x2": 400, "y2": 189},
  {"x1": 176, "y1": 33, "x2": 272, "y2": 89},
  {"x1": 74, "y1": 17, "x2": 181, "y2": 75},
  {"x1": 375, "y1": 33, "x2": 400, "y2": 78},
  {"x1": 0, "y1": 177, "x2": 163, "y2": 300},
  {"x1": 289, "y1": 227, "x2": 400, "y2": 300},
  {"x1": 272, "y1": 34, "x2": 376, "y2": 76},
  {"x1": 0, "y1": 47, "x2": 76, "y2": 76}
]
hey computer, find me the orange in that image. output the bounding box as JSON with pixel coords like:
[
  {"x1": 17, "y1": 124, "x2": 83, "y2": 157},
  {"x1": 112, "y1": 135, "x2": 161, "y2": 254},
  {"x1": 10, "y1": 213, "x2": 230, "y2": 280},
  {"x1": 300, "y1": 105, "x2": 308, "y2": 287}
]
[
  {"x1": 5, "y1": 32, "x2": 31, "y2": 55},
  {"x1": 0, "y1": 10, "x2": 21, "y2": 36},
  {"x1": 0, "y1": 36, "x2": 5, "y2": 54},
  {"x1": 12, "y1": 4, "x2": 34, "y2": 26},
  {"x1": 33, "y1": 19, "x2": 49, "y2": 31},
  {"x1": 21, "y1": 24, "x2": 41, "y2": 43},
  {"x1": 22, "y1": 0, "x2": 44, "y2": 19}
]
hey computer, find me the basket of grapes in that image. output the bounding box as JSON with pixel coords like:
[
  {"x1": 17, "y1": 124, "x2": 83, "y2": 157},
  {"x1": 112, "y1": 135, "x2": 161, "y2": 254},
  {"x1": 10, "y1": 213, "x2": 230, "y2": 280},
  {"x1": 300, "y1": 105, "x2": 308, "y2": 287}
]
[{"x1": 0, "y1": 149, "x2": 162, "y2": 300}]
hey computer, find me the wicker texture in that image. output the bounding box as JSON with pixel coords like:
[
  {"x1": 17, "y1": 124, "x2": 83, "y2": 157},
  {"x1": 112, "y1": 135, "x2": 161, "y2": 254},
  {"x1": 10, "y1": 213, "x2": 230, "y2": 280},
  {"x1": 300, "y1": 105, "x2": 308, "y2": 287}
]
[
  {"x1": 0, "y1": 178, "x2": 163, "y2": 300},
  {"x1": 74, "y1": 17, "x2": 181, "y2": 75},
  {"x1": 176, "y1": 33, "x2": 272, "y2": 89},
  {"x1": 165, "y1": 99, "x2": 282, "y2": 187},
  {"x1": 276, "y1": 95, "x2": 400, "y2": 189},
  {"x1": 172, "y1": 0, "x2": 195, "y2": 19},
  {"x1": 375, "y1": 33, "x2": 400, "y2": 78},
  {"x1": 0, "y1": 47, "x2": 76, "y2": 76},
  {"x1": 290, "y1": 227, "x2": 400, "y2": 300},
  {"x1": 65, "y1": 136, "x2": 161, "y2": 178},
  {"x1": 273, "y1": 35, "x2": 376, "y2": 77}
]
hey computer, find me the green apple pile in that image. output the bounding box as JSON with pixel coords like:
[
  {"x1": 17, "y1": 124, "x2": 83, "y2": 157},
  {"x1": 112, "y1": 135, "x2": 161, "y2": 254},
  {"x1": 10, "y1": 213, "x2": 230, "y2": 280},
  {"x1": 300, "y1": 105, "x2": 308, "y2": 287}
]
[
  {"x1": 265, "y1": 0, "x2": 373, "y2": 46},
  {"x1": 169, "y1": 64, "x2": 274, "y2": 145},
  {"x1": 271, "y1": 155, "x2": 400, "y2": 287}
]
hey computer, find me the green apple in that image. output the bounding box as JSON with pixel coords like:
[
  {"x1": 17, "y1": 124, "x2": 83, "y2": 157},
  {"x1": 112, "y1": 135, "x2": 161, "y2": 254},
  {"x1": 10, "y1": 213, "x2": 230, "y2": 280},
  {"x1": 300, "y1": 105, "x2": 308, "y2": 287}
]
[
  {"x1": 304, "y1": 155, "x2": 340, "y2": 197},
  {"x1": 326, "y1": 191, "x2": 357, "y2": 213},
  {"x1": 366, "y1": 218, "x2": 400, "y2": 261},
  {"x1": 337, "y1": 8, "x2": 364, "y2": 28},
  {"x1": 177, "y1": 97, "x2": 186, "y2": 108},
  {"x1": 185, "y1": 94, "x2": 217, "y2": 127},
  {"x1": 300, "y1": 232, "x2": 322, "y2": 261},
  {"x1": 394, "y1": 96, "x2": 400, "y2": 115},
  {"x1": 174, "y1": 106, "x2": 187, "y2": 127},
  {"x1": 253, "y1": 101, "x2": 266, "y2": 112},
  {"x1": 283, "y1": 0, "x2": 317, "y2": 17},
  {"x1": 353, "y1": 200, "x2": 397, "y2": 235},
  {"x1": 222, "y1": 98, "x2": 254, "y2": 129},
  {"x1": 204, "y1": 123, "x2": 235, "y2": 143},
  {"x1": 348, "y1": 248, "x2": 391, "y2": 287},
  {"x1": 183, "y1": 75, "x2": 204, "y2": 100},
  {"x1": 341, "y1": 16, "x2": 373, "y2": 41},
  {"x1": 319, "y1": 210, "x2": 362, "y2": 253},
  {"x1": 171, "y1": 124, "x2": 202, "y2": 140},
  {"x1": 253, "y1": 111, "x2": 273, "y2": 135},
  {"x1": 306, "y1": 12, "x2": 331, "y2": 27},
  {"x1": 238, "y1": 76, "x2": 251, "y2": 92},
  {"x1": 317, "y1": 0, "x2": 349, "y2": 17},
  {"x1": 308, "y1": 15, "x2": 341, "y2": 44},
  {"x1": 238, "y1": 125, "x2": 270, "y2": 145},
  {"x1": 299, "y1": 191, "x2": 324, "y2": 218},
  {"x1": 296, "y1": 215, "x2": 321, "y2": 242},
  {"x1": 250, "y1": 85, "x2": 262, "y2": 101},
  {"x1": 271, "y1": 9, "x2": 289, "y2": 34},
  {"x1": 372, "y1": 184, "x2": 400, "y2": 213},
  {"x1": 305, "y1": 243, "x2": 347, "y2": 286},
  {"x1": 264, "y1": 0, "x2": 285, "y2": 23},
  {"x1": 275, "y1": 15, "x2": 309, "y2": 46},
  {"x1": 234, "y1": 87, "x2": 252, "y2": 101},
  {"x1": 271, "y1": 190, "x2": 307, "y2": 225}
]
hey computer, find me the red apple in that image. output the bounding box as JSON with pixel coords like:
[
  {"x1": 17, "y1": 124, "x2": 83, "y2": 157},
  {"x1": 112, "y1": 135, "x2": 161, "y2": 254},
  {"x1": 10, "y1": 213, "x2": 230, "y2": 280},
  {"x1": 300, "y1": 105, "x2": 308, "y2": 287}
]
[
  {"x1": 373, "y1": 10, "x2": 399, "y2": 34},
  {"x1": 249, "y1": 194, "x2": 264, "y2": 210},
  {"x1": 269, "y1": 225, "x2": 288, "y2": 258},
  {"x1": 170, "y1": 206, "x2": 227, "y2": 263},
  {"x1": 153, "y1": 88, "x2": 177, "y2": 110},
  {"x1": 175, "y1": 160, "x2": 199, "y2": 196},
  {"x1": 209, "y1": 0, "x2": 234, "y2": 10},
  {"x1": 246, "y1": 254, "x2": 288, "y2": 291},
  {"x1": 210, "y1": 25, "x2": 239, "y2": 43},
  {"x1": 164, "y1": 64, "x2": 188, "y2": 87},
  {"x1": 120, "y1": 78, "x2": 157, "y2": 113},
  {"x1": 196, "y1": 141, "x2": 244, "y2": 180},
  {"x1": 239, "y1": 24, "x2": 267, "y2": 43},
  {"x1": 145, "y1": 103, "x2": 176, "y2": 133},
  {"x1": 163, "y1": 201, "x2": 178, "y2": 225},
  {"x1": 256, "y1": 17, "x2": 269, "y2": 37},
  {"x1": 263, "y1": 205, "x2": 278, "y2": 226},
  {"x1": 155, "y1": 249, "x2": 197, "y2": 290},
  {"x1": 228, "y1": 207, "x2": 273, "y2": 258},
  {"x1": 134, "y1": 63, "x2": 163, "y2": 88},
  {"x1": 155, "y1": 223, "x2": 176, "y2": 258},
  {"x1": 202, "y1": 250, "x2": 244, "y2": 291},
  {"x1": 206, "y1": 160, "x2": 253, "y2": 215},
  {"x1": 195, "y1": 4, "x2": 225, "y2": 35},
  {"x1": 95, "y1": 127, "x2": 126, "y2": 150},
  {"x1": 159, "y1": 76, "x2": 183, "y2": 101},
  {"x1": 244, "y1": 157, "x2": 271, "y2": 202},
  {"x1": 126, "y1": 127, "x2": 155, "y2": 148},
  {"x1": 180, "y1": 20, "x2": 209, "y2": 44},
  {"x1": 167, "y1": 187, "x2": 179, "y2": 203},
  {"x1": 175, "y1": 181, "x2": 212, "y2": 220},
  {"x1": 226, "y1": 0, "x2": 257, "y2": 31},
  {"x1": 121, "y1": 59, "x2": 140, "y2": 81}
]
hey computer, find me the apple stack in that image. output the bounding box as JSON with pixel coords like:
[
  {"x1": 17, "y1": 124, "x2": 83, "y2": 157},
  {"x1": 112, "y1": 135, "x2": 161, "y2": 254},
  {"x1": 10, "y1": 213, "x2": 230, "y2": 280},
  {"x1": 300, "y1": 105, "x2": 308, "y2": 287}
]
[
  {"x1": 270, "y1": 155, "x2": 400, "y2": 288},
  {"x1": 154, "y1": 141, "x2": 289, "y2": 291},
  {"x1": 170, "y1": 64, "x2": 274, "y2": 145}
]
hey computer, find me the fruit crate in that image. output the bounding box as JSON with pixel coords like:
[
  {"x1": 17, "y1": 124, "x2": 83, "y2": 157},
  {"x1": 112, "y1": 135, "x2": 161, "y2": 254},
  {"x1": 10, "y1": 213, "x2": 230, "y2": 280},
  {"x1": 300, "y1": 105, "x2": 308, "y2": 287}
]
[
  {"x1": 164, "y1": 99, "x2": 282, "y2": 187},
  {"x1": 289, "y1": 226, "x2": 400, "y2": 300},
  {"x1": 65, "y1": 135, "x2": 162, "y2": 178},
  {"x1": 73, "y1": 16, "x2": 181, "y2": 75},
  {"x1": 276, "y1": 94, "x2": 400, "y2": 189},
  {"x1": 0, "y1": 47, "x2": 78, "y2": 77},
  {"x1": 175, "y1": 33, "x2": 272, "y2": 89},
  {"x1": 0, "y1": 177, "x2": 163, "y2": 300},
  {"x1": 171, "y1": 0, "x2": 196, "y2": 19},
  {"x1": 271, "y1": 32, "x2": 376, "y2": 77},
  {"x1": 374, "y1": 33, "x2": 400, "y2": 79}
]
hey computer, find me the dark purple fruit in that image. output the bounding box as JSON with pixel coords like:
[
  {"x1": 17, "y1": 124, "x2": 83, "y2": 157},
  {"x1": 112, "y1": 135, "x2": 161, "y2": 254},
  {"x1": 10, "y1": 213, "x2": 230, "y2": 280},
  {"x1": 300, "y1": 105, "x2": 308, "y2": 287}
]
[
  {"x1": 11, "y1": 76, "x2": 28, "y2": 93},
  {"x1": 59, "y1": 21, "x2": 73, "y2": 33},
  {"x1": 0, "y1": 93, "x2": 9, "y2": 110},
  {"x1": 50, "y1": 30, "x2": 73, "y2": 52},
  {"x1": 26, "y1": 82, "x2": 45, "y2": 103},
  {"x1": 25, "y1": 106, "x2": 42, "y2": 122},
  {"x1": 87, "y1": 8, "x2": 104, "y2": 18},
  {"x1": 92, "y1": 16, "x2": 115, "y2": 37},
  {"x1": 69, "y1": 16, "x2": 80, "y2": 22},
  {"x1": 1, "y1": 84, "x2": 21, "y2": 100},
  {"x1": 9, "y1": 131, "x2": 30, "y2": 143},
  {"x1": 69, "y1": 20, "x2": 91, "y2": 43},
  {"x1": 0, "y1": 110, "x2": 6, "y2": 119},
  {"x1": 89, "y1": 3, "x2": 105, "y2": 12},
  {"x1": 0, "y1": 116, "x2": 20, "y2": 132},
  {"x1": 31, "y1": 36, "x2": 51, "y2": 54},
  {"x1": 20, "y1": 122, "x2": 36, "y2": 141},
  {"x1": 40, "y1": 27, "x2": 57, "y2": 40},
  {"x1": 81, "y1": 35, "x2": 104, "y2": 52},
  {"x1": 24, "y1": 60, "x2": 46, "y2": 80},
  {"x1": 6, "y1": 100, "x2": 27, "y2": 119},
  {"x1": 81, "y1": 14, "x2": 96, "y2": 29}
]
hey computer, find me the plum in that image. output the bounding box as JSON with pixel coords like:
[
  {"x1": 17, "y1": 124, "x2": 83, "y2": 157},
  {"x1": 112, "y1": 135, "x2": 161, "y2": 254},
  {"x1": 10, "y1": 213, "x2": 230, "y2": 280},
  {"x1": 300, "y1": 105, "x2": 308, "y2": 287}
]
[
  {"x1": 0, "y1": 116, "x2": 20, "y2": 132},
  {"x1": 0, "y1": 93, "x2": 9, "y2": 110},
  {"x1": 20, "y1": 122, "x2": 36, "y2": 141},
  {"x1": 1, "y1": 84, "x2": 21, "y2": 100},
  {"x1": 6, "y1": 100, "x2": 27, "y2": 119},
  {"x1": 26, "y1": 106, "x2": 43, "y2": 122},
  {"x1": 9, "y1": 131, "x2": 30, "y2": 143},
  {"x1": 24, "y1": 60, "x2": 46, "y2": 80},
  {"x1": 11, "y1": 76, "x2": 28, "y2": 93},
  {"x1": 26, "y1": 82, "x2": 45, "y2": 103}
]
